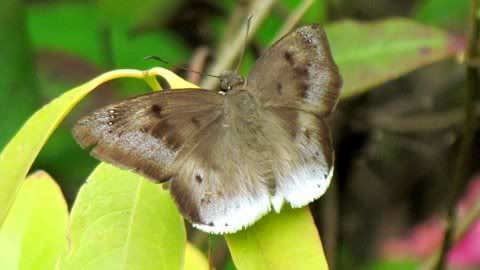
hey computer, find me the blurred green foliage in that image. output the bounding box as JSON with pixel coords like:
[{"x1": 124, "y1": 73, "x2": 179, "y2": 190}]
[
  {"x1": 415, "y1": 0, "x2": 470, "y2": 29},
  {"x1": 0, "y1": 0, "x2": 41, "y2": 150}
]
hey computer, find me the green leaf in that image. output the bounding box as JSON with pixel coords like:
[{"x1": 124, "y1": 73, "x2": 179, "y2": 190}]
[
  {"x1": 0, "y1": 171, "x2": 68, "y2": 270},
  {"x1": 185, "y1": 243, "x2": 209, "y2": 270},
  {"x1": 364, "y1": 260, "x2": 418, "y2": 270},
  {"x1": 414, "y1": 0, "x2": 469, "y2": 29},
  {"x1": 111, "y1": 27, "x2": 191, "y2": 69},
  {"x1": 59, "y1": 163, "x2": 186, "y2": 270},
  {"x1": 326, "y1": 18, "x2": 465, "y2": 98},
  {"x1": 27, "y1": 2, "x2": 102, "y2": 65},
  {"x1": 226, "y1": 206, "x2": 328, "y2": 270},
  {"x1": 0, "y1": 68, "x2": 197, "y2": 227}
]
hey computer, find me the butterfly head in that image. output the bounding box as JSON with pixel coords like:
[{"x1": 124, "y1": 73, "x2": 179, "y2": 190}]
[{"x1": 219, "y1": 72, "x2": 245, "y2": 92}]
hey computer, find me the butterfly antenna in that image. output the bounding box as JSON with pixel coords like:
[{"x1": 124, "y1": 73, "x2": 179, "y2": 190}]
[
  {"x1": 143, "y1": 56, "x2": 220, "y2": 78},
  {"x1": 235, "y1": 14, "x2": 253, "y2": 72}
]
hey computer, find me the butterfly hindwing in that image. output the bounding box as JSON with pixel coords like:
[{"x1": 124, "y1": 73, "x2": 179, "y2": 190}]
[
  {"x1": 269, "y1": 111, "x2": 334, "y2": 211},
  {"x1": 169, "y1": 91, "x2": 276, "y2": 234},
  {"x1": 247, "y1": 24, "x2": 342, "y2": 116}
]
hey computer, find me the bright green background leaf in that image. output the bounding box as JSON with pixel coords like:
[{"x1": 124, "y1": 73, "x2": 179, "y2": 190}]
[
  {"x1": 111, "y1": 27, "x2": 191, "y2": 70},
  {"x1": 327, "y1": 18, "x2": 464, "y2": 98},
  {"x1": 0, "y1": 171, "x2": 68, "y2": 270},
  {"x1": 60, "y1": 163, "x2": 185, "y2": 270},
  {"x1": 226, "y1": 207, "x2": 328, "y2": 270},
  {"x1": 27, "y1": 3, "x2": 101, "y2": 65}
]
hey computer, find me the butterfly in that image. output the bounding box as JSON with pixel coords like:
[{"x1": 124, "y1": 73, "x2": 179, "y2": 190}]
[{"x1": 72, "y1": 24, "x2": 342, "y2": 234}]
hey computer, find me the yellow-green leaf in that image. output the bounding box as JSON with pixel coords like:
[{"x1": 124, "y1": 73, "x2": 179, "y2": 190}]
[
  {"x1": 59, "y1": 163, "x2": 186, "y2": 270},
  {"x1": 0, "y1": 68, "x2": 197, "y2": 227},
  {"x1": 327, "y1": 18, "x2": 465, "y2": 98},
  {"x1": 226, "y1": 206, "x2": 328, "y2": 270},
  {"x1": 0, "y1": 171, "x2": 68, "y2": 270},
  {"x1": 185, "y1": 243, "x2": 209, "y2": 270}
]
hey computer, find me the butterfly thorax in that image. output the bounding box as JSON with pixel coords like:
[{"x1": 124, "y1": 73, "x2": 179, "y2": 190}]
[{"x1": 219, "y1": 72, "x2": 245, "y2": 92}]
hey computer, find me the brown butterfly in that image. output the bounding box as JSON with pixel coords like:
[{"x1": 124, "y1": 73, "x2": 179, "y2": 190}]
[{"x1": 72, "y1": 24, "x2": 342, "y2": 234}]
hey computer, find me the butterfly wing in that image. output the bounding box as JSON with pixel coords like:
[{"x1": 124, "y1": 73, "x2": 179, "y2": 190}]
[
  {"x1": 268, "y1": 111, "x2": 334, "y2": 211},
  {"x1": 73, "y1": 89, "x2": 273, "y2": 234},
  {"x1": 247, "y1": 25, "x2": 341, "y2": 210},
  {"x1": 170, "y1": 130, "x2": 273, "y2": 234},
  {"x1": 73, "y1": 89, "x2": 224, "y2": 183},
  {"x1": 247, "y1": 24, "x2": 342, "y2": 116}
]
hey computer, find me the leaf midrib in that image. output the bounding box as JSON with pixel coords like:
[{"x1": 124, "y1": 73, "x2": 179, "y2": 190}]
[{"x1": 121, "y1": 180, "x2": 142, "y2": 270}]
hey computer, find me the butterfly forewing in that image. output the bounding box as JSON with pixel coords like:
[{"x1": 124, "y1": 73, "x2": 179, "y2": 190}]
[
  {"x1": 247, "y1": 24, "x2": 342, "y2": 116},
  {"x1": 72, "y1": 89, "x2": 224, "y2": 183}
]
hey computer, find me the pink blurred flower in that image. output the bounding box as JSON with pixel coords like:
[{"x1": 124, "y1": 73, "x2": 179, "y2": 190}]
[{"x1": 381, "y1": 175, "x2": 480, "y2": 267}]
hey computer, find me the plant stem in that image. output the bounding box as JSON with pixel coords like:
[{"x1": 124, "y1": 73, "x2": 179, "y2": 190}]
[
  {"x1": 274, "y1": 0, "x2": 314, "y2": 41},
  {"x1": 201, "y1": 0, "x2": 277, "y2": 89},
  {"x1": 218, "y1": 0, "x2": 250, "y2": 52},
  {"x1": 322, "y1": 178, "x2": 338, "y2": 270},
  {"x1": 435, "y1": 1, "x2": 480, "y2": 269}
]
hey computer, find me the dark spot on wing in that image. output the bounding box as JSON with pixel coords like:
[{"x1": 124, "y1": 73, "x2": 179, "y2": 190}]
[
  {"x1": 276, "y1": 82, "x2": 282, "y2": 94},
  {"x1": 165, "y1": 135, "x2": 181, "y2": 151},
  {"x1": 304, "y1": 129, "x2": 311, "y2": 140},
  {"x1": 151, "y1": 104, "x2": 163, "y2": 117},
  {"x1": 195, "y1": 174, "x2": 203, "y2": 183},
  {"x1": 294, "y1": 66, "x2": 309, "y2": 78},
  {"x1": 209, "y1": 222, "x2": 214, "y2": 226},
  {"x1": 297, "y1": 82, "x2": 309, "y2": 98},
  {"x1": 225, "y1": 223, "x2": 229, "y2": 226},
  {"x1": 152, "y1": 120, "x2": 170, "y2": 137},
  {"x1": 284, "y1": 51, "x2": 295, "y2": 66},
  {"x1": 191, "y1": 116, "x2": 200, "y2": 128},
  {"x1": 324, "y1": 173, "x2": 328, "y2": 179}
]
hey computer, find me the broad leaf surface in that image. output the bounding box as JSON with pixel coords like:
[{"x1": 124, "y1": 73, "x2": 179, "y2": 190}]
[
  {"x1": 0, "y1": 171, "x2": 68, "y2": 270},
  {"x1": 326, "y1": 18, "x2": 464, "y2": 98},
  {"x1": 60, "y1": 163, "x2": 185, "y2": 270},
  {"x1": 226, "y1": 207, "x2": 328, "y2": 270}
]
